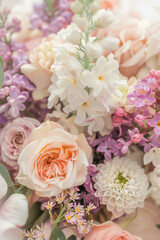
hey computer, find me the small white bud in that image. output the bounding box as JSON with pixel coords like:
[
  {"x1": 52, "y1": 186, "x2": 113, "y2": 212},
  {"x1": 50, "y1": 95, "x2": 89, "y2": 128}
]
[
  {"x1": 101, "y1": 37, "x2": 120, "y2": 51},
  {"x1": 71, "y1": 1, "x2": 83, "y2": 13},
  {"x1": 91, "y1": 1, "x2": 101, "y2": 13},
  {"x1": 72, "y1": 14, "x2": 89, "y2": 32},
  {"x1": 93, "y1": 9, "x2": 115, "y2": 28},
  {"x1": 85, "y1": 42, "x2": 103, "y2": 59}
]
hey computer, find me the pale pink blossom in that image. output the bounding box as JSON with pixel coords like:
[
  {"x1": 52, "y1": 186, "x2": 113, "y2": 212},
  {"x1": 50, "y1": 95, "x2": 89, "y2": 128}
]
[
  {"x1": 84, "y1": 221, "x2": 142, "y2": 240},
  {"x1": 0, "y1": 117, "x2": 40, "y2": 169},
  {"x1": 16, "y1": 121, "x2": 92, "y2": 197}
]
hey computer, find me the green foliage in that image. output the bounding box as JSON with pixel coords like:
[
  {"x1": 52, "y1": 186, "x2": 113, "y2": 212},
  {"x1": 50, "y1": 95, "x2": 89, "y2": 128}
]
[
  {"x1": 45, "y1": 0, "x2": 54, "y2": 14},
  {"x1": 24, "y1": 202, "x2": 43, "y2": 230},
  {"x1": 50, "y1": 224, "x2": 66, "y2": 240},
  {"x1": 0, "y1": 56, "x2": 4, "y2": 89},
  {"x1": 67, "y1": 235, "x2": 77, "y2": 240},
  {"x1": 32, "y1": 209, "x2": 49, "y2": 230}
]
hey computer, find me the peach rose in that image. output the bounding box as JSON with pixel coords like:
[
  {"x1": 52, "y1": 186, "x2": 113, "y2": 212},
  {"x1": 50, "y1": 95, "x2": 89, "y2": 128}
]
[
  {"x1": 84, "y1": 221, "x2": 142, "y2": 240},
  {"x1": 16, "y1": 121, "x2": 92, "y2": 197},
  {"x1": 96, "y1": 15, "x2": 147, "y2": 78},
  {"x1": 101, "y1": 0, "x2": 119, "y2": 10}
]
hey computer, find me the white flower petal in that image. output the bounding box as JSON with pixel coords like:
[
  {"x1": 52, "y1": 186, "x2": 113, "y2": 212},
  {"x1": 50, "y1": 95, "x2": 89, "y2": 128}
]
[
  {"x1": 0, "y1": 193, "x2": 28, "y2": 226},
  {"x1": 0, "y1": 175, "x2": 8, "y2": 200}
]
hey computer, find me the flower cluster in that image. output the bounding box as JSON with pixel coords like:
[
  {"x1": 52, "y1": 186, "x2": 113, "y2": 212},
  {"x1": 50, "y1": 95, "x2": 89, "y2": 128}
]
[
  {"x1": 1, "y1": 0, "x2": 160, "y2": 240},
  {"x1": 0, "y1": 8, "x2": 33, "y2": 123},
  {"x1": 30, "y1": 0, "x2": 73, "y2": 36}
]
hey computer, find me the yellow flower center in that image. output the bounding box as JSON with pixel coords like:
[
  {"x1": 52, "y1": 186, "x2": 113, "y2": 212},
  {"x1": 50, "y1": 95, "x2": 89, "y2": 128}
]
[
  {"x1": 98, "y1": 75, "x2": 104, "y2": 81},
  {"x1": 76, "y1": 207, "x2": 80, "y2": 213},
  {"x1": 67, "y1": 215, "x2": 71, "y2": 221},
  {"x1": 72, "y1": 78, "x2": 76, "y2": 85},
  {"x1": 156, "y1": 122, "x2": 160, "y2": 127},
  {"x1": 41, "y1": 234, "x2": 45, "y2": 238},
  {"x1": 82, "y1": 102, "x2": 88, "y2": 108}
]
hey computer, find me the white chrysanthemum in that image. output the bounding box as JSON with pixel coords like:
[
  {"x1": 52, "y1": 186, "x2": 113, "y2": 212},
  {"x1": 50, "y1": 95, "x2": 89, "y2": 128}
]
[
  {"x1": 94, "y1": 157, "x2": 149, "y2": 217},
  {"x1": 149, "y1": 165, "x2": 160, "y2": 206}
]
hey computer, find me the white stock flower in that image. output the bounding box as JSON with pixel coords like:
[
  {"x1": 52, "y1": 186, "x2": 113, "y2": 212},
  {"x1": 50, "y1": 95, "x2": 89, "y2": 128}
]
[
  {"x1": 58, "y1": 23, "x2": 82, "y2": 45},
  {"x1": 90, "y1": 0, "x2": 101, "y2": 13},
  {"x1": 81, "y1": 55, "x2": 125, "y2": 103},
  {"x1": 143, "y1": 147, "x2": 160, "y2": 167},
  {"x1": 63, "y1": 93, "x2": 105, "y2": 125},
  {"x1": 94, "y1": 157, "x2": 149, "y2": 218},
  {"x1": 93, "y1": 9, "x2": 115, "y2": 28},
  {"x1": 71, "y1": 1, "x2": 83, "y2": 13},
  {"x1": 149, "y1": 165, "x2": 160, "y2": 206},
  {"x1": 85, "y1": 42, "x2": 103, "y2": 59},
  {"x1": 48, "y1": 52, "x2": 86, "y2": 108},
  {"x1": 72, "y1": 14, "x2": 89, "y2": 32}
]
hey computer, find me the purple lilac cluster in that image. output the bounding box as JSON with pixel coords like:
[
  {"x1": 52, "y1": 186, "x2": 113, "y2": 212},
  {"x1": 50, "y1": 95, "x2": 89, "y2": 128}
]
[
  {"x1": 0, "y1": 8, "x2": 34, "y2": 124},
  {"x1": 92, "y1": 70, "x2": 160, "y2": 160},
  {"x1": 30, "y1": 0, "x2": 73, "y2": 36},
  {"x1": 126, "y1": 70, "x2": 160, "y2": 152}
]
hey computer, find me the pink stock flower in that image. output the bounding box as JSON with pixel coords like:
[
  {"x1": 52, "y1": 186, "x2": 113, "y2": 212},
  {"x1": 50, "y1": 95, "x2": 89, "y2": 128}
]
[{"x1": 0, "y1": 117, "x2": 40, "y2": 168}]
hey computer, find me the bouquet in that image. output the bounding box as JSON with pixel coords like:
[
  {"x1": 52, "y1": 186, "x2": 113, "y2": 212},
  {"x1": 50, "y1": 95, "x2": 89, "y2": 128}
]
[{"x1": 0, "y1": 0, "x2": 160, "y2": 239}]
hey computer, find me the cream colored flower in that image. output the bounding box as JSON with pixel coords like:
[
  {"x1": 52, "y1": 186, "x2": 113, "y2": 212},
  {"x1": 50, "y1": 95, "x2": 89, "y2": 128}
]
[
  {"x1": 16, "y1": 121, "x2": 92, "y2": 197},
  {"x1": 149, "y1": 165, "x2": 160, "y2": 206},
  {"x1": 143, "y1": 147, "x2": 160, "y2": 167},
  {"x1": 94, "y1": 157, "x2": 149, "y2": 217}
]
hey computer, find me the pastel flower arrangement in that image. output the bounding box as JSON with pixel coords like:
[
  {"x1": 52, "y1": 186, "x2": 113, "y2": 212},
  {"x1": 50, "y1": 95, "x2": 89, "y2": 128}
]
[{"x1": 0, "y1": 0, "x2": 160, "y2": 240}]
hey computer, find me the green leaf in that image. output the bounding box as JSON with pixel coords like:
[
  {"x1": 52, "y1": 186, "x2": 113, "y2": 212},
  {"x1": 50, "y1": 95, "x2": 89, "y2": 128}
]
[
  {"x1": 0, "y1": 163, "x2": 12, "y2": 184},
  {"x1": 50, "y1": 224, "x2": 66, "y2": 240},
  {"x1": 67, "y1": 235, "x2": 77, "y2": 240},
  {"x1": 0, "y1": 56, "x2": 4, "y2": 89},
  {"x1": 24, "y1": 202, "x2": 43, "y2": 230},
  {"x1": 157, "y1": 224, "x2": 160, "y2": 229},
  {"x1": 46, "y1": 0, "x2": 54, "y2": 14},
  {"x1": 20, "y1": 186, "x2": 32, "y2": 197},
  {"x1": 32, "y1": 209, "x2": 49, "y2": 230}
]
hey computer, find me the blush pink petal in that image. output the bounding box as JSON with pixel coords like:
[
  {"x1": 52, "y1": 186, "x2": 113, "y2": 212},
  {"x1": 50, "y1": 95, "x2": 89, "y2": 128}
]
[
  {"x1": 29, "y1": 121, "x2": 63, "y2": 142},
  {"x1": 126, "y1": 198, "x2": 160, "y2": 240},
  {"x1": 21, "y1": 64, "x2": 51, "y2": 100},
  {"x1": 84, "y1": 221, "x2": 141, "y2": 240},
  {"x1": 17, "y1": 121, "x2": 91, "y2": 197},
  {"x1": 0, "y1": 175, "x2": 8, "y2": 200},
  {"x1": 75, "y1": 133, "x2": 92, "y2": 160},
  {"x1": 0, "y1": 194, "x2": 28, "y2": 226}
]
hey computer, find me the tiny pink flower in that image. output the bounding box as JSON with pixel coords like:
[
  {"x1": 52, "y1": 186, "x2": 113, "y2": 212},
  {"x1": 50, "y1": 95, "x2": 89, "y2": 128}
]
[{"x1": 147, "y1": 113, "x2": 160, "y2": 136}]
